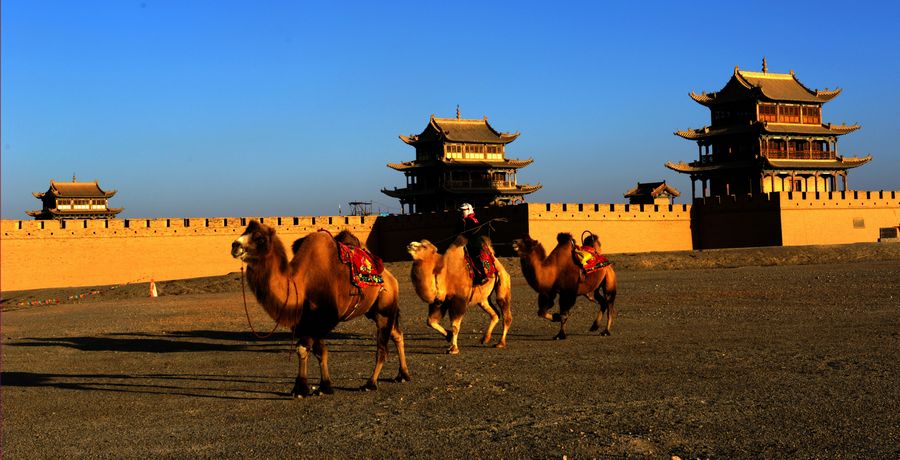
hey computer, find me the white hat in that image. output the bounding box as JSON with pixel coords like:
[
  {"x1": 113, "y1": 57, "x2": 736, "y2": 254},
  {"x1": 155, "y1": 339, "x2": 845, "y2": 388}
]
[{"x1": 459, "y1": 203, "x2": 473, "y2": 213}]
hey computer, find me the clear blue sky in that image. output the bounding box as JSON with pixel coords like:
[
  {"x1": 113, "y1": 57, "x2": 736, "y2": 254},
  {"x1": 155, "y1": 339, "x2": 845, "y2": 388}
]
[{"x1": 3, "y1": 1, "x2": 898, "y2": 218}]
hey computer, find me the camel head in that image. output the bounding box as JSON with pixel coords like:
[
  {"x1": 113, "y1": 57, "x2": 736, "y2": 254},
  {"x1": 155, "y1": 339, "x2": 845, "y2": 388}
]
[
  {"x1": 231, "y1": 220, "x2": 277, "y2": 262},
  {"x1": 511, "y1": 235, "x2": 543, "y2": 258},
  {"x1": 406, "y1": 240, "x2": 437, "y2": 261}
]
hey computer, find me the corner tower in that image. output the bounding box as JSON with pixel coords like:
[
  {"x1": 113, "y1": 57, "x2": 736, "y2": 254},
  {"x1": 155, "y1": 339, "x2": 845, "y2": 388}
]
[{"x1": 666, "y1": 60, "x2": 871, "y2": 199}]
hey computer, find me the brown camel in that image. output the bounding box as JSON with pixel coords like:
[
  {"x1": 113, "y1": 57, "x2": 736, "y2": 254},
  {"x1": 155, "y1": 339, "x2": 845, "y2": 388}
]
[
  {"x1": 407, "y1": 235, "x2": 512, "y2": 354},
  {"x1": 512, "y1": 232, "x2": 617, "y2": 340},
  {"x1": 231, "y1": 221, "x2": 410, "y2": 397}
]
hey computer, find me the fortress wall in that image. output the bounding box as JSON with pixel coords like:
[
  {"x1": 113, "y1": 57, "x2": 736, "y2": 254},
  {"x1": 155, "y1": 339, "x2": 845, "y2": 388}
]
[
  {"x1": 525, "y1": 202, "x2": 694, "y2": 254},
  {"x1": 691, "y1": 191, "x2": 900, "y2": 249},
  {"x1": 691, "y1": 194, "x2": 783, "y2": 249},
  {"x1": 777, "y1": 191, "x2": 900, "y2": 245},
  {"x1": 0, "y1": 215, "x2": 376, "y2": 292},
  {"x1": 3, "y1": 192, "x2": 896, "y2": 292}
]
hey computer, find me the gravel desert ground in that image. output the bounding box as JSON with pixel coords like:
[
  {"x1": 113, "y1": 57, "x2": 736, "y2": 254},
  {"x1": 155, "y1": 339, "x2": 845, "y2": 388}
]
[{"x1": 2, "y1": 244, "x2": 899, "y2": 459}]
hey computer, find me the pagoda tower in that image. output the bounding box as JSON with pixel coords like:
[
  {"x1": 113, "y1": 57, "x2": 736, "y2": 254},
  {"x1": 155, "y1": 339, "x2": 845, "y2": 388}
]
[
  {"x1": 27, "y1": 177, "x2": 123, "y2": 220},
  {"x1": 666, "y1": 60, "x2": 871, "y2": 199},
  {"x1": 383, "y1": 111, "x2": 541, "y2": 214}
]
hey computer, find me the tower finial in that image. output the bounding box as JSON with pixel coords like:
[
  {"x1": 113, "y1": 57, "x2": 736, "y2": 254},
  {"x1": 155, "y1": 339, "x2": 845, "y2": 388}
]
[
  {"x1": 456, "y1": 104, "x2": 460, "y2": 120},
  {"x1": 762, "y1": 57, "x2": 768, "y2": 73}
]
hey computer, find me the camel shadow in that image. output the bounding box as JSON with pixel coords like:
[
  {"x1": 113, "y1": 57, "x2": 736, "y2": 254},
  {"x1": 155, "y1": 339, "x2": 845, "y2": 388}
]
[
  {"x1": 6, "y1": 332, "x2": 287, "y2": 354},
  {"x1": 4, "y1": 330, "x2": 388, "y2": 354},
  {"x1": 1, "y1": 370, "x2": 286, "y2": 401}
]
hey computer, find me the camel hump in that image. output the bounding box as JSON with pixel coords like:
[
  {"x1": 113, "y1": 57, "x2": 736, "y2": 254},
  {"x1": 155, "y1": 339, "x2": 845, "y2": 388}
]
[
  {"x1": 290, "y1": 236, "x2": 307, "y2": 254},
  {"x1": 556, "y1": 233, "x2": 574, "y2": 245},
  {"x1": 451, "y1": 235, "x2": 468, "y2": 247},
  {"x1": 478, "y1": 235, "x2": 494, "y2": 252},
  {"x1": 334, "y1": 229, "x2": 362, "y2": 248},
  {"x1": 245, "y1": 219, "x2": 262, "y2": 232},
  {"x1": 583, "y1": 233, "x2": 601, "y2": 250}
]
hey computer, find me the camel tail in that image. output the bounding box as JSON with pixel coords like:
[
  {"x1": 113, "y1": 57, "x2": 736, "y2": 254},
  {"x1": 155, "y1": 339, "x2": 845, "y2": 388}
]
[
  {"x1": 491, "y1": 268, "x2": 503, "y2": 300},
  {"x1": 487, "y1": 275, "x2": 503, "y2": 316},
  {"x1": 488, "y1": 261, "x2": 510, "y2": 316}
]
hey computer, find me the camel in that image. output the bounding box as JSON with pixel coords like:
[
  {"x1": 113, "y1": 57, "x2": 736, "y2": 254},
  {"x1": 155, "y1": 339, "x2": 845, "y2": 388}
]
[
  {"x1": 512, "y1": 232, "x2": 617, "y2": 340},
  {"x1": 231, "y1": 220, "x2": 410, "y2": 397},
  {"x1": 406, "y1": 235, "x2": 512, "y2": 354}
]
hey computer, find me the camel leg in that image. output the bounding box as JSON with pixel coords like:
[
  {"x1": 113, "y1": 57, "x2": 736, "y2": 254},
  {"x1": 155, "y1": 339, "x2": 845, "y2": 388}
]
[
  {"x1": 600, "y1": 301, "x2": 617, "y2": 336},
  {"x1": 590, "y1": 275, "x2": 618, "y2": 336},
  {"x1": 363, "y1": 312, "x2": 392, "y2": 391},
  {"x1": 590, "y1": 290, "x2": 615, "y2": 335},
  {"x1": 391, "y1": 312, "x2": 411, "y2": 383},
  {"x1": 589, "y1": 287, "x2": 606, "y2": 333},
  {"x1": 601, "y1": 290, "x2": 617, "y2": 336},
  {"x1": 446, "y1": 297, "x2": 467, "y2": 355},
  {"x1": 426, "y1": 300, "x2": 452, "y2": 342},
  {"x1": 312, "y1": 338, "x2": 333, "y2": 395},
  {"x1": 554, "y1": 293, "x2": 577, "y2": 340},
  {"x1": 496, "y1": 293, "x2": 512, "y2": 349},
  {"x1": 292, "y1": 336, "x2": 313, "y2": 398},
  {"x1": 477, "y1": 300, "x2": 499, "y2": 346},
  {"x1": 537, "y1": 292, "x2": 556, "y2": 321}
]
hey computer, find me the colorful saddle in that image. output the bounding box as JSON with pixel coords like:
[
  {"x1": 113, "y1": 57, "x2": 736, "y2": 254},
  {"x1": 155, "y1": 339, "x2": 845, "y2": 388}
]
[
  {"x1": 338, "y1": 243, "x2": 385, "y2": 288},
  {"x1": 573, "y1": 245, "x2": 611, "y2": 273},
  {"x1": 465, "y1": 246, "x2": 499, "y2": 286}
]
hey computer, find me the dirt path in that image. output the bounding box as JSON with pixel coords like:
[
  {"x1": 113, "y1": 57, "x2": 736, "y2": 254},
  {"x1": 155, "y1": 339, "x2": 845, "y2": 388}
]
[{"x1": 3, "y1": 259, "x2": 899, "y2": 458}]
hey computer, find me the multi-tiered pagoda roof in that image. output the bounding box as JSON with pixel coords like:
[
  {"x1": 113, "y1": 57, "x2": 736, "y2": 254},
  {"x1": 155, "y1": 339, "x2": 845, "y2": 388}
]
[
  {"x1": 383, "y1": 113, "x2": 540, "y2": 214},
  {"x1": 28, "y1": 178, "x2": 123, "y2": 220},
  {"x1": 666, "y1": 61, "x2": 871, "y2": 198}
]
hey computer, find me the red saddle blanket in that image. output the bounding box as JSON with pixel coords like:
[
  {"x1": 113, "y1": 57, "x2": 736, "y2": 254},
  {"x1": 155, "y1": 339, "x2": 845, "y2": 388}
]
[
  {"x1": 465, "y1": 248, "x2": 499, "y2": 286},
  {"x1": 338, "y1": 243, "x2": 385, "y2": 288},
  {"x1": 573, "y1": 245, "x2": 611, "y2": 273}
]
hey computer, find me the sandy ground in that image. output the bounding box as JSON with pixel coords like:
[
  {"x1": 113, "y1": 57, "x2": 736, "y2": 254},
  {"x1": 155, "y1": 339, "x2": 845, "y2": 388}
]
[{"x1": 2, "y1": 243, "x2": 899, "y2": 459}]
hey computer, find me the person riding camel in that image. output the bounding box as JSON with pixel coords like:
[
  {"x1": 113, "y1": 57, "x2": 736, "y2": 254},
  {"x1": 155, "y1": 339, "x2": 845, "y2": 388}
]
[{"x1": 457, "y1": 203, "x2": 488, "y2": 285}]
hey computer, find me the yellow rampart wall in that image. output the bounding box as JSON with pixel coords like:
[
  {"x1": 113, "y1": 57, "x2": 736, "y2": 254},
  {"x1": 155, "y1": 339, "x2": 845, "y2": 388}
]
[
  {"x1": 0, "y1": 215, "x2": 375, "y2": 292},
  {"x1": 777, "y1": 191, "x2": 900, "y2": 245},
  {"x1": 524, "y1": 202, "x2": 693, "y2": 254},
  {"x1": 1, "y1": 193, "x2": 897, "y2": 292}
]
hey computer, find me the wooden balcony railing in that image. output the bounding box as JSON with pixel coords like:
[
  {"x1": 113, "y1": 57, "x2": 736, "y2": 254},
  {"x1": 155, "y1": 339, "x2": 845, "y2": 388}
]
[
  {"x1": 445, "y1": 180, "x2": 517, "y2": 189},
  {"x1": 762, "y1": 150, "x2": 835, "y2": 160}
]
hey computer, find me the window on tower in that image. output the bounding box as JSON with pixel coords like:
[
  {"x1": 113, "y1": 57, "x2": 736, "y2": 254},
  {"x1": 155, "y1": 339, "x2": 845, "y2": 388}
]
[
  {"x1": 759, "y1": 103, "x2": 777, "y2": 122},
  {"x1": 778, "y1": 105, "x2": 801, "y2": 123}
]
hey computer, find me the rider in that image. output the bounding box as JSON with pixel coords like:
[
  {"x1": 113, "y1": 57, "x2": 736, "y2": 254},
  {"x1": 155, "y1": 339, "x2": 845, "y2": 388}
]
[{"x1": 457, "y1": 203, "x2": 488, "y2": 285}]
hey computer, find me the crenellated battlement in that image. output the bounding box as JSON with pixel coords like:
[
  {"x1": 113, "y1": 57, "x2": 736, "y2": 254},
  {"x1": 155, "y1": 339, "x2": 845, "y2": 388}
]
[
  {"x1": 0, "y1": 214, "x2": 377, "y2": 239},
  {"x1": 695, "y1": 190, "x2": 899, "y2": 210},
  {"x1": 527, "y1": 202, "x2": 691, "y2": 220},
  {"x1": 779, "y1": 190, "x2": 898, "y2": 208}
]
